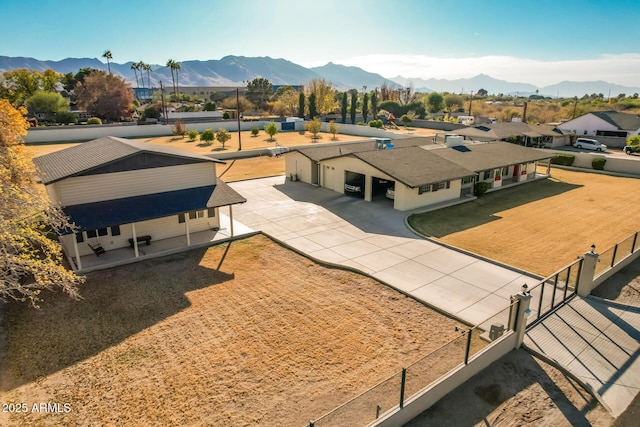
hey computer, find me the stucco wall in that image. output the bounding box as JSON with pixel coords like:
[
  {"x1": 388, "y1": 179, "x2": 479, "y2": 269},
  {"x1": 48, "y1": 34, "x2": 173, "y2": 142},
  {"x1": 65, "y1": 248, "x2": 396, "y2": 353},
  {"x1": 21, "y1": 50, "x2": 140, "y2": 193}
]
[
  {"x1": 551, "y1": 151, "x2": 640, "y2": 175},
  {"x1": 285, "y1": 151, "x2": 312, "y2": 183},
  {"x1": 395, "y1": 180, "x2": 462, "y2": 211}
]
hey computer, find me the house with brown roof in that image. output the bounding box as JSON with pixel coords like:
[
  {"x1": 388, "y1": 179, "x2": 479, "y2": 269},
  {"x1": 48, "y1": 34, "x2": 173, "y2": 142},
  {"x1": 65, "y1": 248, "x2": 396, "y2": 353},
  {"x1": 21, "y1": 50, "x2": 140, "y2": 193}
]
[
  {"x1": 33, "y1": 136, "x2": 246, "y2": 272},
  {"x1": 285, "y1": 136, "x2": 553, "y2": 211},
  {"x1": 455, "y1": 122, "x2": 571, "y2": 148}
]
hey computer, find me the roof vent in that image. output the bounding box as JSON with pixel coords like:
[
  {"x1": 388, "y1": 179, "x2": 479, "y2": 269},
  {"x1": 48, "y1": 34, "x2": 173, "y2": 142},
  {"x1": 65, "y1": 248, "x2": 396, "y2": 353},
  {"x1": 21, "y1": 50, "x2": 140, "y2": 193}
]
[
  {"x1": 374, "y1": 138, "x2": 393, "y2": 149},
  {"x1": 444, "y1": 134, "x2": 464, "y2": 147}
]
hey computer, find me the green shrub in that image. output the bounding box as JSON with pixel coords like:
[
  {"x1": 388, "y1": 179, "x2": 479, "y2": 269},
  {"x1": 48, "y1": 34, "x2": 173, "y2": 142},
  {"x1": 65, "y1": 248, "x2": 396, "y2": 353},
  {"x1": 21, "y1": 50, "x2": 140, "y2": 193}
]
[
  {"x1": 187, "y1": 129, "x2": 199, "y2": 141},
  {"x1": 87, "y1": 117, "x2": 102, "y2": 125},
  {"x1": 251, "y1": 127, "x2": 259, "y2": 137},
  {"x1": 550, "y1": 154, "x2": 575, "y2": 166},
  {"x1": 369, "y1": 119, "x2": 383, "y2": 128},
  {"x1": 222, "y1": 112, "x2": 230, "y2": 119},
  {"x1": 592, "y1": 157, "x2": 606, "y2": 170},
  {"x1": 200, "y1": 128, "x2": 215, "y2": 145},
  {"x1": 474, "y1": 181, "x2": 491, "y2": 197}
]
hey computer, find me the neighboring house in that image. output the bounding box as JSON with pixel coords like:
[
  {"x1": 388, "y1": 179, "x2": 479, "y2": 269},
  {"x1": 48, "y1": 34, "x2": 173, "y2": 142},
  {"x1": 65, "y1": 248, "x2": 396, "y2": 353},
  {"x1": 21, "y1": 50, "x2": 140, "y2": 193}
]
[
  {"x1": 32, "y1": 136, "x2": 246, "y2": 271},
  {"x1": 285, "y1": 137, "x2": 553, "y2": 211},
  {"x1": 558, "y1": 110, "x2": 640, "y2": 139},
  {"x1": 456, "y1": 122, "x2": 571, "y2": 148}
]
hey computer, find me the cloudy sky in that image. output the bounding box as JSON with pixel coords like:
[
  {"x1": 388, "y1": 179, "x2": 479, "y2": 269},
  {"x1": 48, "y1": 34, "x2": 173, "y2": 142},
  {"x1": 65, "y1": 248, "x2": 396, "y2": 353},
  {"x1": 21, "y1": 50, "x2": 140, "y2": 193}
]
[{"x1": 1, "y1": 0, "x2": 639, "y2": 86}]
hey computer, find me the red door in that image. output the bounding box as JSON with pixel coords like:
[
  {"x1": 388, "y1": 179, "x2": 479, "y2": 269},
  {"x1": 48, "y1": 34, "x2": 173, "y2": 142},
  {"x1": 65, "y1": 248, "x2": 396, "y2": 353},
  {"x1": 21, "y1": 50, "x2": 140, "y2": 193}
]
[{"x1": 513, "y1": 165, "x2": 519, "y2": 177}]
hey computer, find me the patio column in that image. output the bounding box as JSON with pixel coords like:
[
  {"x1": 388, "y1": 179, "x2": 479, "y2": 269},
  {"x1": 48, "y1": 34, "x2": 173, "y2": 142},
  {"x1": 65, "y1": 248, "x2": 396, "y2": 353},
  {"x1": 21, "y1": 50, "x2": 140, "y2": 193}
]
[
  {"x1": 185, "y1": 213, "x2": 191, "y2": 246},
  {"x1": 72, "y1": 234, "x2": 82, "y2": 271},
  {"x1": 131, "y1": 223, "x2": 139, "y2": 258},
  {"x1": 229, "y1": 205, "x2": 234, "y2": 237},
  {"x1": 546, "y1": 160, "x2": 551, "y2": 176}
]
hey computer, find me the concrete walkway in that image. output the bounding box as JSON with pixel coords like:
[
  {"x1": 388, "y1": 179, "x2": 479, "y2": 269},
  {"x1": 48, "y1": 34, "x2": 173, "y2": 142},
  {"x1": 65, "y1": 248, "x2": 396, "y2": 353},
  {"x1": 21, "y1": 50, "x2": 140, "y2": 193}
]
[
  {"x1": 524, "y1": 296, "x2": 640, "y2": 417},
  {"x1": 229, "y1": 176, "x2": 539, "y2": 326}
]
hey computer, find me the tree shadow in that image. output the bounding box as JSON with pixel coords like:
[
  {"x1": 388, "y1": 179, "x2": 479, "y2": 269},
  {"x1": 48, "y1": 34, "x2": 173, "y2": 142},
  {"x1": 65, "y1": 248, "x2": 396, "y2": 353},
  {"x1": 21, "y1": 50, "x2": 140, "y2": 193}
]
[
  {"x1": 0, "y1": 245, "x2": 235, "y2": 391},
  {"x1": 406, "y1": 349, "x2": 604, "y2": 426},
  {"x1": 409, "y1": 178, "x2": 582, "y2": 238}
]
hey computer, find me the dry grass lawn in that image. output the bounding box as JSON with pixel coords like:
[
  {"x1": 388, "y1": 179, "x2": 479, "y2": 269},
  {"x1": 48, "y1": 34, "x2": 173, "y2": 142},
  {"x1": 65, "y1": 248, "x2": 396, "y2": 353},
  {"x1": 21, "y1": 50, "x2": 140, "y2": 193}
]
[
  {"x1": 0, "y1": 235, "x2": 466, "y2": 426},
  {"x1": 408, "y1": 168, "x2": 640, "y2": 276}
]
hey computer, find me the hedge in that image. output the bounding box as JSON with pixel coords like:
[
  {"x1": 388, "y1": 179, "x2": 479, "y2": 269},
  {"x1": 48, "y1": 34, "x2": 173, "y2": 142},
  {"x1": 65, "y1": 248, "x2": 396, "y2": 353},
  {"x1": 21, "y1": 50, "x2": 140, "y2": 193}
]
[
  {"x1": 474, "y1": 181, "x2": 491, "y2": 197},
  {"x1": 592, "y1": 157, "x2": 606, "y2": 170},
  {"x1": 550, "y1": 154, "x2": 575, "y2": 166}
]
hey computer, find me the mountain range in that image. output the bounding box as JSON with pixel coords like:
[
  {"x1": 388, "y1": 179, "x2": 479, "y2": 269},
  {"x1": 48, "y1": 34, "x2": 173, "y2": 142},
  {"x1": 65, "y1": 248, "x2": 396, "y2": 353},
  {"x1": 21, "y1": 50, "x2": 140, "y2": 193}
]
[{"x1": 1, "y1": 55, "x2": 638, "y2": 98}]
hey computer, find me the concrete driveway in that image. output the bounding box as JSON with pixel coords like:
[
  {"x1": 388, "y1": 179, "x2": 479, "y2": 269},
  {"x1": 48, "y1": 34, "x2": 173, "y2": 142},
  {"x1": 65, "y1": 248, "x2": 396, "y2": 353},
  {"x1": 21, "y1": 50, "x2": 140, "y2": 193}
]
[{"x1": 229, "y1": 176, "x2": 540, "y2": 326}]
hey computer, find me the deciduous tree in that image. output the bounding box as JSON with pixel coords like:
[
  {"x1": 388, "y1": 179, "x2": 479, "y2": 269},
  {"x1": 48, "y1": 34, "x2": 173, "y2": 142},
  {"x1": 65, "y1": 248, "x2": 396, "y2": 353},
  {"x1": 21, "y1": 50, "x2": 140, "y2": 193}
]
[
  {"x1": 328, "y1": 120, "x2": 340, "y2": 140},
  {"x1": 305, "y1": 117, "x2": 322, "y2": 140},
  {"x1": 426, "y1": 92, "x2": 444, "y2": 114},
  {"x1": 75, "y1": 70, "x2": 134, "y2": 121},
  {"x1": 200, "y1": 128, "x2": 215, "y2": 145},
  {"x1": 0, "y1": 99, "x2": 84, "y2": 306},
  {"x1": 26, "y1": 90, "x2": 69, "y2": 121},
  {"x1": 307, "y1": 78, "x2": 336, "y2": 116},
  {"x1": 0, "y1": 69, "x2": 63, "y2": 106},
  {"x1": 264, "y1": 122, "x2": 278, "y2": 141},
  {"x1": 215, "y1": 128, "x2": 231, "y2": 149}
]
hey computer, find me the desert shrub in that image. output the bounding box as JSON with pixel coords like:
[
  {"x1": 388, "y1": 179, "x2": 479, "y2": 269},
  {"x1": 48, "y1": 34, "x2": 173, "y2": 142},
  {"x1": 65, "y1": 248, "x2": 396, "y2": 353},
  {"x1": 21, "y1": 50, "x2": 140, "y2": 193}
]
[
  {"x1": 592, "y1": 157, "x2": 606, "y2": 170},
  {"x1": 369, "y1": 119, "x2": 383, "y2": 128},
  {"x1": 187, "y1": 129, "x2": 199, "y2": 141},
  {"x1": 172, "y1": 118, "x2": 187, "y2": 137},
  {"x1": 222, "y1": 112, "x2": 230, "y2": 119},
  {"x1": 251, "y1": 127, "x2": 259, "y2": 137},
  {"x1": 87, "y1": 117, "x2": 102, "y2": 125},
  {"x1": 550, "y1": 154, "x2": 575, "y2": 166},
  {"x1": 200, "y1": 128, "x2": 215, "y2": 145},
  {"x1": 474, "y1": 181, "x2": 491, "y2": 197}
]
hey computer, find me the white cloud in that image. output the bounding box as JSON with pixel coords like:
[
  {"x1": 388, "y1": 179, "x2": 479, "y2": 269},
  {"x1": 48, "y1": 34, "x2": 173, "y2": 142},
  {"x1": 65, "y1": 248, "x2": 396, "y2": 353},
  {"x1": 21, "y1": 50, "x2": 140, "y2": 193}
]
[{"x1": 329, "y1": 53, "x2": 640, "y2": 87}]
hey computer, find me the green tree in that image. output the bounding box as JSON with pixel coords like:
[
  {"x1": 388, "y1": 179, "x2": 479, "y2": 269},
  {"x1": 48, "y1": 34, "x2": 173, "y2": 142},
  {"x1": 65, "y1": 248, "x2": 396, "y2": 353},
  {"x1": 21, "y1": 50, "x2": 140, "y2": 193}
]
[
  {"x1": 328, "y1": 120, "x2": 340, "y2": 140},
  {"x1": 25, "y1": 90, "x2": 69, "y2": 121},
  {"x1": 200, "y1": 128, "x2": 215, "y2": 145},
  {"x1": 477, "y1": 88, "x2": 488, "y2": 97},
  {"x1": 308, "y1": 93, "x2": 317, "y2": 119},
  {"x1": 307, "y1": 78, "x2": 336, "y2": 116},
  {"x1": 272, "y1": 86, "x2": 299, "y2": 117},
  {"x1": 75, "y1": 70, "x2": 134, "y2": 121},
  {"x1": 370, "y1": 90, "x2": 378, "y2": 119},
  {"x1": 102, "y1": 50, "x2": 112, "y2": 74},
  {"x1": 264, "y1": 122, "x2": 278, "y2": 141},
  {"x1": 166, "y1": 59, "x2": 178, "y2": 96},
  {"x1": 298, "y1": 92, "x2": 306, "y2": 118},
  {"x1": 341, "y1": 92, "x2": 348, "y2": 123},
  {"x1": 246, "y1": 78, "x2": 273, "y2": 110},
  {"x1": 0, "y1": 69, "x2": 63, "y2": 106},
  {"x1": 55, "y1": 111, "x2": 77, "y2": 125},
  {"x1": 426, "y1": 92, "x2": 444, "y2": 114},
  {"x1": 131, "y1": 62, "x2": 140, "y2": 88},
  {"x1": 305, "y1": 117, "x2": 322, "y2": 139},
  {"x1": 215, "y1": 128, "x2": 231, "y2": 149},
  {"x1": 400, "y1": 113, "x2": 414, "y2": 126},
  {"x1": 251, "y1": 127, "x2": 259, "y2": 137},
  {"x1": 444, "y1": 94, "x2": 464, "y2": 117},
  {"x1": 187, "y1": 129, "x2": 199, "y2": 141},
  {"x1": 203, "y1": 101, "x2": 217, "y2": 111},
  {"x1": 362, "y1": 92, "x2": 369, "y2": 123},
  {"x1": 1, "y1": 99, "x2": 84, "y2": 305},
  {"x1": 350, "y1": 89, "x2": 357, "y2": 124}
]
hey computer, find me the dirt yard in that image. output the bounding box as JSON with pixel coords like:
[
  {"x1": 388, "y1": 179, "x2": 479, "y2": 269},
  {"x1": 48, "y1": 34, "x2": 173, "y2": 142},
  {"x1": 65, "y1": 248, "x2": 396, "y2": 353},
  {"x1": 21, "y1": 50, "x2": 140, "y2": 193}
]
[
  {"x1": 0, "y1": 235, "x2": 467, "y2": 426},
  {"x1": 408, "y1": 167, "x2": 640, "y2": 276}
]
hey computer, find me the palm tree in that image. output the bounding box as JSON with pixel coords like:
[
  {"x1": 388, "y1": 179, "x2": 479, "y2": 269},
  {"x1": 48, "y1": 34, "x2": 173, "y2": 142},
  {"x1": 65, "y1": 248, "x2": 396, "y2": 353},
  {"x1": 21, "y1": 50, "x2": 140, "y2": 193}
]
[
  {"x1": 166, "y1": 59, "x2": 176, "y2": 96},
  {"x1": 173, "y1": 61, "x2": 181, "y2": 100},
  {"x1": 131, "y1": 62, "x2": 140, "y2": 88},
  {"x1": 102, "y1": 50, "x2": 113, "y2": 74},
  {"x1": 143, "y1": 63, "x2": 152, "y2": 88}
]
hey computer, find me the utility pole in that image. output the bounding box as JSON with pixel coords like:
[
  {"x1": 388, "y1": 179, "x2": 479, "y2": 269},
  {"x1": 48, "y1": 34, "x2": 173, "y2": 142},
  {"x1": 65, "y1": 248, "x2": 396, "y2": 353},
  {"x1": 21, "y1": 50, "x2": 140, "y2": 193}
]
[
  {"x1": 468, "y1": 91, "x2": 474, "y2": 116},
  {"x1": 572, "y1": 96, "x2": 578, "y2": 119},
  {"x1": 236, "y1": 87, "x2": 242, "y2": 151}
]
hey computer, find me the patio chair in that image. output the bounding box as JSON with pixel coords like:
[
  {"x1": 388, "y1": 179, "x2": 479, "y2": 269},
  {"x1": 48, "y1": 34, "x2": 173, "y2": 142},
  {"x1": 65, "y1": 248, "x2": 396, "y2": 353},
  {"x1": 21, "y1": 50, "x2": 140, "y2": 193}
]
[{"x1": 88, "y1": 242, "x2": 106, "y2": 257}]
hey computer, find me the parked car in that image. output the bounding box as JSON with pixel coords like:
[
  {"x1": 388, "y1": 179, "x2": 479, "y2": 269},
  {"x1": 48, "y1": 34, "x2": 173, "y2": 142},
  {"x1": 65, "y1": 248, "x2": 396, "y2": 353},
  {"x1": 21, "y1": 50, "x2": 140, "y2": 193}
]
[
  {"x1": 623, "y1": 145, "x2": 640, "y2": 155},
  {"x1": 344, "y1": 183, "x2": 362, "y2": 193},
  {"x1": 385, "y1": 184, "x2": 395, "y2": 200},
  {"x1": 573, "y1": 138, "x2": 607, "y2": 152}
]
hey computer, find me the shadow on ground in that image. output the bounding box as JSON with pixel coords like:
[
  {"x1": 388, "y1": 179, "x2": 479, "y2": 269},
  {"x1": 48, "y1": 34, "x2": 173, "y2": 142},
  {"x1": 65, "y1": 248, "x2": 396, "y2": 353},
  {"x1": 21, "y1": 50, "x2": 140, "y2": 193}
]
[
  {"x1": 406, "y1": 349, "x2": 604, "y2": 426},
  {"x1": 408, "y1": 177, "x2": 582, "y2": 238},
  {"x1": 0, "y1": 245, "x2": 235, "y2": 391}
]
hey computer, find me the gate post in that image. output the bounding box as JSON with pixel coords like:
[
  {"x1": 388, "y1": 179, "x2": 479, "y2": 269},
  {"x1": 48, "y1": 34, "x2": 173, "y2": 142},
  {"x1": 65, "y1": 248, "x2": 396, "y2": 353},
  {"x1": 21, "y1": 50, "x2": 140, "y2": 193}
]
[
  {"x1": 513, "y1": 286, "x2": 532, "y2": 348},
  {"x1": 577, "y1": 245, "x2": 599, "y2": 297}
]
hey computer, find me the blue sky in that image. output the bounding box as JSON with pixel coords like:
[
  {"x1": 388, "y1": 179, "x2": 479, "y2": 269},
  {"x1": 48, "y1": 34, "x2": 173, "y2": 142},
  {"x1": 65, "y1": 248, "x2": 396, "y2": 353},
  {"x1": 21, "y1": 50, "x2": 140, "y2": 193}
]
[{"x1": 1, "y1": 0, "x2": 639, "y2": 86}]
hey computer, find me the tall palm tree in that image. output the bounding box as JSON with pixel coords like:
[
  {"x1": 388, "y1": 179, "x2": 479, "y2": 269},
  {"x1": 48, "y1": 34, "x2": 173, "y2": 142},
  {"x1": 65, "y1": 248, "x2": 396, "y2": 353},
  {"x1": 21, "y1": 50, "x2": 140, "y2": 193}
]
[
  {"x1": 131, "y1": 62, "x2": 140, "y2": 88},
  {"x1": 102, "y1": 50, "x2": 113, "y2": 74},
  {"x1": 138, "y1": 61, "x2": 147, "y2": 88},
  {"x1": 166, "y1": 59, "x2": 176, "y2": 96},
  {"x1": 143, "y1": 63, "x2": 152, "y2": 88},
  {"x1": 173, "y1": 61, "x2": 181, "y2": 100}
]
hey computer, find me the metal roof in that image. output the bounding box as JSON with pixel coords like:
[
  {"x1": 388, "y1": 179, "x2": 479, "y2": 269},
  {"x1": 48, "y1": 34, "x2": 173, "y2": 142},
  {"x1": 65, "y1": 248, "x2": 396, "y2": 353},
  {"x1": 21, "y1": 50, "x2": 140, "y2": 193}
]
[{"x1": 33, "y1": 136, "x2": 225, "y2": 184}]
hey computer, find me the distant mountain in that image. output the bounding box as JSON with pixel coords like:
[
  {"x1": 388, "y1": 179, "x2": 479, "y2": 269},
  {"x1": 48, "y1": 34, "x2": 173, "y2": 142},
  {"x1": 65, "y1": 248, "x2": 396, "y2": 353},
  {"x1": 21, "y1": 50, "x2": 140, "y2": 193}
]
[
  {"x1": 390, "y1": 74, "x2": 538, "y2": 96},
  {"x1": 538, "y1": 80, "x2": 640, "y2": 98},
  {"x1": 309, "y1": 62, "x2": 398, "y2": 90},
  {"x1": 1, "y1": 55, "x2": 639, "y2": 97}
]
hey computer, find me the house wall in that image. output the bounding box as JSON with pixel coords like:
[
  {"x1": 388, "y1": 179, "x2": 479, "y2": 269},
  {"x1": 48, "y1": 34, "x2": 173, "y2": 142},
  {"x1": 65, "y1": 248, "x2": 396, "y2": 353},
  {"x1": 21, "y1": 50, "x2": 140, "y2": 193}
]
[
  {"x1": 285, "y1": 152, "x2": 313, "y2": 183},
  {"x1": 394, "y1": 180, "x2": 462, "y2": 211},
  {"x1": 320, "y1": 156, "x2": 396, "y2": 196},
  {"x1": 558, "y1": 114, "x2": 618, "y2": 136},
  {"x1": 51, "y1": 162, "x2": 217, "y2": 205},
  {"x1": 63, "y1": 209, "x2": 220, "y2": 257}
]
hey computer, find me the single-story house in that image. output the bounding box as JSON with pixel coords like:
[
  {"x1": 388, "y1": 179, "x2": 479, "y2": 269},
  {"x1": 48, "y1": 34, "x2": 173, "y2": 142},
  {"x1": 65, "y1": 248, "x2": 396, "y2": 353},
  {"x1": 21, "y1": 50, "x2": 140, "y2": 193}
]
[
  {"x1": 455, "y1": 122, "x2": 571, "y2": 148},
  {"x1": 33, "y1": 136, "x2": 246, "y2": 271},
  {"x1": 558, "y1": 110, "x2": 640, "y2": 139},
  {"x1": 285, "y1": 137, "x2": 553, "y2": 211}
]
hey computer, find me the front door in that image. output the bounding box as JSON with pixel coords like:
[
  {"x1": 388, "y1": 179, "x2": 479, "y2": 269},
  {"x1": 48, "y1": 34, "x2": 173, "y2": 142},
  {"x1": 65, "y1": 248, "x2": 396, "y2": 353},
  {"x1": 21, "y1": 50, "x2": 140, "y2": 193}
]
[
  {"x1": 311, "y1": 162, "x2": 320, "y2": 186},
  {"x1": 513, "y1": 164, "x2": 519, "y2": 177}
]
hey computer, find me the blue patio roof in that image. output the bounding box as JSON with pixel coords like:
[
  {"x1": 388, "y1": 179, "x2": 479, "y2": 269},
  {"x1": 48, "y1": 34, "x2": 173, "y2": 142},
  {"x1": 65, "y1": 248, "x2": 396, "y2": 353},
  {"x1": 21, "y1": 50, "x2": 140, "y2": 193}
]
[{"x1": 63, "y1": 185, "x2": 216, "y2": 233}]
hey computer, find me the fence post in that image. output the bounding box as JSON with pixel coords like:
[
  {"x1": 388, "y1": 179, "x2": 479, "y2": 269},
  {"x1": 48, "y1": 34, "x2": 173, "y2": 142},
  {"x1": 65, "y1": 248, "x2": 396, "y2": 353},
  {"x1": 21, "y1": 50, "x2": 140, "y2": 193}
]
[
  {"x1": 513, "y1": 288, "x2": 532, "y2": 348},
  {"x1": 399, "y1": 368, "x2": 406, "y2": 409},
  {"x1": 611, "y1": 244, "x2": 618, "y2": 268},
  {"x1": 577, "y1": 247, "x2": 600, "y2": 297},
  {"x1": 309, "y1": 422, "x2": 314, "y2": 427},
  {"x1": 632, "y1": 232, "x2": 638, "y2": 254},
  {"x1": 464, "y1": 328, "x2": 473, "y2": 364}
]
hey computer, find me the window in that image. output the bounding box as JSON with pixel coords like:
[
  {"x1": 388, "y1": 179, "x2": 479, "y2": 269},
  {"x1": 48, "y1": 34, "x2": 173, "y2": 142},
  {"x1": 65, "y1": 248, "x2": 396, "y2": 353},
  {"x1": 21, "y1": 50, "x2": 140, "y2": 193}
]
[
  {"x1": 483, "y1": 170, "x2": 490, "y2": 180},
  {"x1": 98, "y1": 228, "x2": 108, "y2": 236},
  {"x1": 178, "y1": 213, "x2": 185, "y2": 223},
  {"x1": 75, "y1": 232, "x2": 84, "y2": 243},
  {"x1": 432, "y1": 181, "x2": 450, "y2": 192},
  {"x1": 502, "y1": 167, "x2": 509, "y2": 176},
  {"x1": 207, "y1": 207, "x2": 216, "y2": 218},
  {"x1": 110, "y1": 225, "x2": 121, "y2": 236},
  {"x1": 418, "y1": 185, "x2": 431, "y2": 194},
  {"x1": 189, "y1": 211, "x2": 197, "y2": 220},
  {"x1": 462, "y1": 176, "x2": 473, "y2": 184},
  {"x1": 86, "y1": 229, "x2": 97, "y2": 238},
  {"x1": 196, "y1": 210, "x2": 205, "y2": 218}
]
